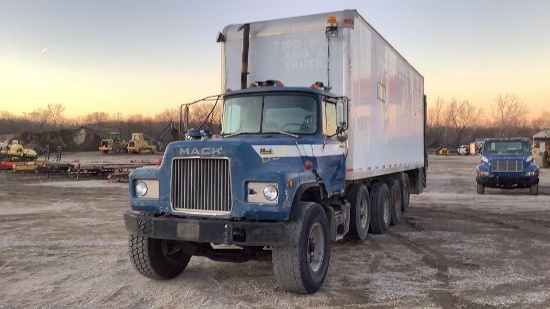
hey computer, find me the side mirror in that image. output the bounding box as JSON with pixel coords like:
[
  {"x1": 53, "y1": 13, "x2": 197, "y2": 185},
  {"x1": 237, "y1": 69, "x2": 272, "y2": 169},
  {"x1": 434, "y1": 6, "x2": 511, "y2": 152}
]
[
  {"x1": 336, "y1": 131, "x2": 348, "y2": 142},
  {"x1": 336, "y1": 97, "x2": 348, "y2": 131}
]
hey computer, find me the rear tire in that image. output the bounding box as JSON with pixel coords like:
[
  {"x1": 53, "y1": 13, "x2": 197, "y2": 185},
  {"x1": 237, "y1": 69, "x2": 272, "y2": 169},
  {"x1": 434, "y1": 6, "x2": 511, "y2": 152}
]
[
  {"x1": 400, "y1": 173, "x2": 410, "y2": 212},
  {"x1": 476, "y1": 182, "x2": 485, "y2": 194},
  {"x1": 345, "y1": 184, "x2": 370, "y2": 240},
  {"x1": 530, "y1": 184, "x2": 539, "y2": 196},
  {"x1": 370, "y1": 182, "x2": 390, "y2": 234},
  {"x1": 272, "y1": 202, "x2": 330, "y2": 294},
  {"x1": 389, "y1": 180, "x2": 402, "y2": 225},
  {"x1": 128, "y1": 212, "x2": 191, "y2": 279}
]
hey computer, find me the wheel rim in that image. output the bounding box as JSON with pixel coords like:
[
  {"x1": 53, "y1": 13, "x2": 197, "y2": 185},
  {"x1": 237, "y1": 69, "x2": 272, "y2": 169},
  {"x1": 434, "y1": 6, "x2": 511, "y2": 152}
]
[
  {"x1": 307, "y1": 222, "x2": 325, "y2": 272},
  {"x1": 360, "y1": 195, "x2": 368, "y2": 228},
  {"x1": 161, "y1": 240, "x2": 181, "y2": 261}
]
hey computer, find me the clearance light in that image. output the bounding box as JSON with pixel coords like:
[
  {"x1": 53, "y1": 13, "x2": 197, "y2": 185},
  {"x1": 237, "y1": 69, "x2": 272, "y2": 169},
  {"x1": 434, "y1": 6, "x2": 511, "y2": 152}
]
[
  {"x1": 249, "y1": 80, "x2": 285, "y2": 88},
  {"x1": 344, "y1": 18, "x2": 354, "y2": 26},
  {"x1": 310, "y1": 81, "x2": 325, "y2": 89},
  {"x1": 304, "y1": 160, "x2": 313, "y2": 170},
  {"x1": 326, "y1": 16, "x2": 338, "y2": 38},
  {"x1": 156, "y1": 159, "x2": 162, "y2": 166},
  {"x1": 225, "y1": 88, "x2": 232, "y2": 93}
]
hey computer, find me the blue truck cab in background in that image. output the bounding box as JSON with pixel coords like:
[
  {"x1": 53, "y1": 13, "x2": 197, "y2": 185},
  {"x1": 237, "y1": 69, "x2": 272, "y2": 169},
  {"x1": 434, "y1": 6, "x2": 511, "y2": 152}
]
[{"x1": 475, "y1": 137, "x2": 539, "y2": 195}]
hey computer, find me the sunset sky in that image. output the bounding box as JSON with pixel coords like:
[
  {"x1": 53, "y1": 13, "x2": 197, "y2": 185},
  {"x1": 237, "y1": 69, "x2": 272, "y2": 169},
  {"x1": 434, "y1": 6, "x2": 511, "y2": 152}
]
[{"x1": 1, "y1": 0, "x2": 549, "y2": 119}]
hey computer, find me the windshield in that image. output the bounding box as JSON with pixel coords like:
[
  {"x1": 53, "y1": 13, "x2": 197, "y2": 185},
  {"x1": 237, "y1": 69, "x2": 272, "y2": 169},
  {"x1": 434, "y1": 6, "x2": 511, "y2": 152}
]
[
  {"x1": 222, "y1": 95, "x2": 317, "y2": 135},
  {"x1": 483, "y1": 141, "x2": 531, "y2": 154}
]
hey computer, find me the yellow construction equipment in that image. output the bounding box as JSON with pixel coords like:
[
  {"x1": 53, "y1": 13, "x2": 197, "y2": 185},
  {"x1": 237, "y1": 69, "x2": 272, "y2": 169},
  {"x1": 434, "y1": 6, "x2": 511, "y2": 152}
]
[
  {"x1": 127, "y1": 133, "x2": 157, "y2": 154},
  {"x1": 99, "y1": 131, "x2": 128, "y2": 154},
  {"x1": 436, "y1": 147, "x2": 449, "y2": 155},
  {"x1": 0, "y1": 139, "x2": 38, "y2": 161}
]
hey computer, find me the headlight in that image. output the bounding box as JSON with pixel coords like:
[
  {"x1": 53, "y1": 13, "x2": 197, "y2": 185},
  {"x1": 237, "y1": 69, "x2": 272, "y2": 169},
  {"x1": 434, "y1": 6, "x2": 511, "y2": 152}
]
[
  {"x1": 525, "y1": 155, "x2": 533, "y2": 163},
  {"x1": 476, "y1": 169, "x2": 489, "y2": 176},
  {"x1": 134, "y1": 180, "x2": 159, "y2": 198},
  {"x1": 263, "y1": 185, "x2": 279, "y2": 201},
  {"x1": 481, "y1": 156, "x2": 489, "y2": 163},
  {"x1": 135, "y1": 181, "x2": 148, "y2": 196},
  {"x1": 526, "y1": 170, "x2": 539, "y2": 176}
]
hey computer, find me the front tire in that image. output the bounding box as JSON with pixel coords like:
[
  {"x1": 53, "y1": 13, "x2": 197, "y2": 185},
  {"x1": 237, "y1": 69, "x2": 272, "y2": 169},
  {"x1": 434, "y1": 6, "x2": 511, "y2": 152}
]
[
  {"x1": 272, "y1": 202, "x2": 330, "y2": 294},
  {"x1": 370, "y1": 182, "x2": 390, "y2": 234},
  {"x1": 345, "y1": 184, "x2": 370, "y2": 240},
  {"x1": 128, "y1": 212, "x2": 191, "y2": 279},
  {"x1": 530, "y1": 184, "x2": 539, "y2": 196},
  {"x1": 476, "y1": 182, "x2": 485, "y2": 194}
]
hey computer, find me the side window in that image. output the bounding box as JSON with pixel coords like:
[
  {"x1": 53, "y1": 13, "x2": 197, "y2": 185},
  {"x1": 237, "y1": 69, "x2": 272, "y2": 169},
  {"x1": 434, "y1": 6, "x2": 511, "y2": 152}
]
[{"x1": 323, "y1": 101, "x2": 337, "y2": 136}]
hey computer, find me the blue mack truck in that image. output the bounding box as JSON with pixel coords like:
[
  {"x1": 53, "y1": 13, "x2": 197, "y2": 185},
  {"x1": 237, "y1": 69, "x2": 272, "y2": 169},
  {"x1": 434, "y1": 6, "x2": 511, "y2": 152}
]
[{"x1": 124, "y1": 10, "x2": 427, "y2": 294}]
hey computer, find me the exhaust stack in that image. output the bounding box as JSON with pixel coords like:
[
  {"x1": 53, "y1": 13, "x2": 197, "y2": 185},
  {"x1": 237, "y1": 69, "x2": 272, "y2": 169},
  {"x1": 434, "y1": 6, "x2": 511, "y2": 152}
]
[{"x1": 238, "y1": 24, "x2": 250, "y2": 89}]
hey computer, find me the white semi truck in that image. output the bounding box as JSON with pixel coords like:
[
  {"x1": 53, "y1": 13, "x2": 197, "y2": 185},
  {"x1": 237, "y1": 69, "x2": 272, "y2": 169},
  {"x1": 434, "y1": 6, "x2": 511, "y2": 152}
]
[{"x1": 125, "y1": 10, "x2": 427, "y2": 294}]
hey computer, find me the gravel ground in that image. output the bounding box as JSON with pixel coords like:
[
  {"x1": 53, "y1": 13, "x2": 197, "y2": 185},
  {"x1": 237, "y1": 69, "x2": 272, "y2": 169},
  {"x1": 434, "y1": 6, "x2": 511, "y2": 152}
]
[{"x1": 0, "y1": 152, "x2": 549, "y2": 308}]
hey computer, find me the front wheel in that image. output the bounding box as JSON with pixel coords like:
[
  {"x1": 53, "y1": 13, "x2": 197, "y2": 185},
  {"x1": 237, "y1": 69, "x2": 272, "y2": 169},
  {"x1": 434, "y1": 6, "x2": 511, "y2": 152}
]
[
  {"x1": 128, "y1": 212, "x2": 191, "y2": 279},
  {"x1": 530, "y1": 184, "x2": 538, "y2": 196},
  {"x1": 272, "y1": 202, "x2": 330, "y2": 294},
  {"x1": 476, "y1": 182, "x2": 485, "y2": 194}
]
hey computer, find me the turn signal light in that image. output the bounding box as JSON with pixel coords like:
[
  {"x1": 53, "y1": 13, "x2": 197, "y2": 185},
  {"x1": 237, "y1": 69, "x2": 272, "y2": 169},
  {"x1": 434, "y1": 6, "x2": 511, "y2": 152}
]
[{"x1": 304, "y1": 160, "x2": 313, "y2": 170}]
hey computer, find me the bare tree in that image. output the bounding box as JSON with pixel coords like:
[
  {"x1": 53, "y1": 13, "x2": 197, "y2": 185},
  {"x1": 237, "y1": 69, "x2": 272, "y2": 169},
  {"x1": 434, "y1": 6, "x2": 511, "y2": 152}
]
[
  {"x1": 531, "y1": 110, "x2": 550, "y2": 131},
  {"x1": 491, "y1": 93, "x2": 529, "y2": 137},
  {"x1": 84, "y1": 112, "x2": 110, "y2": 126},
  {"x1": 46, "y1": 103, "x2": 66, "y2": 127},
  {"x1": 427, "y1": 97, "x2": 450, "y2": 147},
  {"x1": 447, "y1": 98, "x2": 484, "y2": 147},
  {"x1": 25, "y1": 107, "x2": 49, "y2": 131},
  {"x1": 187, "y1": 102, "x2": 222, "y2": 133}
]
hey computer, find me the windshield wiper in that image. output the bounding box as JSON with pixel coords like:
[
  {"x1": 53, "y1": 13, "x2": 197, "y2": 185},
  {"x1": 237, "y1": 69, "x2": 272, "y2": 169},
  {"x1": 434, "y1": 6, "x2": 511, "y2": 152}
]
[
  {"x1": 263, "y1": 131, "x2": 299, "y2": 138},
  {"x1": 222, "y1": 132, "x2": 247, "y2": 138}
]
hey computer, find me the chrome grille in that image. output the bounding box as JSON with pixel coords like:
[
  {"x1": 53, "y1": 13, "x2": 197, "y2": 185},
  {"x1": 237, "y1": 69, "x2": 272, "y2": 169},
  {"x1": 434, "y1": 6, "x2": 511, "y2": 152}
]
[
  {"x1": 492, "y1": 160, "x2": 523, "y2": 172},
  {"x1": 171, "y1": 158, "x2": 232, "y2": 213}
]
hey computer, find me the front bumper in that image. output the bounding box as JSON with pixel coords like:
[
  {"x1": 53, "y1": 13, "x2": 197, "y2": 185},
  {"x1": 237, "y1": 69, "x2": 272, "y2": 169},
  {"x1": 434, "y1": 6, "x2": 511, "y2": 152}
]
[
  {"x1": 124, "y1": 211, "x2": 285, "y2": 246},
  {"x1": 476, "y1": 175, "x2": 539, "y2": 188}
]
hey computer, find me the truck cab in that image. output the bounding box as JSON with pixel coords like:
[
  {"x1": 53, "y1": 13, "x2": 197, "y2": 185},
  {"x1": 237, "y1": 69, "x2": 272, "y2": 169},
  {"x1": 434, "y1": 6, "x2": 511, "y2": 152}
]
[
  {"x1": 475, "y1": 137, "x2": 539, "y2": 195},
  {"x1": 125, "y1": 83, "x2": 350, "y2": 293}
]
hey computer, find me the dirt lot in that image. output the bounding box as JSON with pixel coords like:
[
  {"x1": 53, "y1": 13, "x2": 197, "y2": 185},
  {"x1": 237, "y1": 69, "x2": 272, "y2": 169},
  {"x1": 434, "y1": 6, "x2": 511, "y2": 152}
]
[{"x1": 1, "y1": 152, "x2": 549, "y2": 308}]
